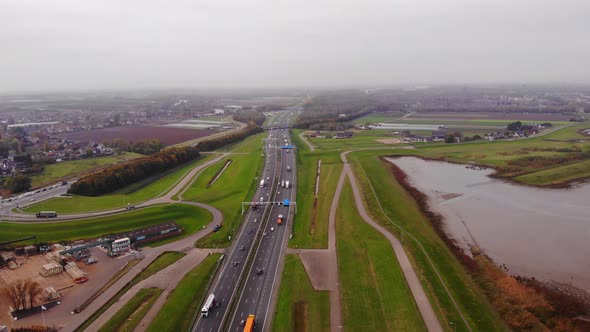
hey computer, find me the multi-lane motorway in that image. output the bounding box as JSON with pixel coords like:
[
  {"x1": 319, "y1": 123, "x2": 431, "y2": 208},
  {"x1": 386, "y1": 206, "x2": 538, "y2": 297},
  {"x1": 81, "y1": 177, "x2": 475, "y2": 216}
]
[{"x1": 194, "y1": 111, "x2": 295, "y2": 332}]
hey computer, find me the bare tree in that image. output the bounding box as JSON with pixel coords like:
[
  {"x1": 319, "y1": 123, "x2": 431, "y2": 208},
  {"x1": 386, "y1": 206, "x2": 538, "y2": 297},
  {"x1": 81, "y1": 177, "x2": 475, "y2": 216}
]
[{"x1": 26, "y1": 280, "x2": 42, "y2": 309}]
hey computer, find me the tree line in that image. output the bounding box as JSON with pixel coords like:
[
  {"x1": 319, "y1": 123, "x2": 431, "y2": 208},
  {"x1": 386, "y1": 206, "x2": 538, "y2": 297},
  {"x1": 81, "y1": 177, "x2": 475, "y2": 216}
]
[
  {"x1": 68, "y1": 146, "x2": 200, "y2": 196},
  {"x1": 69, "y1": 123, "x2": 263, "y2": 196},
  {"x1": 103, "y1": 138, "x2": 165, "y2": 155},
  {"x1": 196, "y1": 122, "x2": 263, "y2": 151},
  {"x1": 233, "y1": 110, "x2": 266, "y2": 126}
]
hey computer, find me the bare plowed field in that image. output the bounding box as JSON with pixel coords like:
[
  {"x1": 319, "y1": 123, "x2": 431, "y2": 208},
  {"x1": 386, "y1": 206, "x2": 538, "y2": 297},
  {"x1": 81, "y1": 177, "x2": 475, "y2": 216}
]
[{"x1": 62, "y1": 126, "x2": 216, "y2": 146}]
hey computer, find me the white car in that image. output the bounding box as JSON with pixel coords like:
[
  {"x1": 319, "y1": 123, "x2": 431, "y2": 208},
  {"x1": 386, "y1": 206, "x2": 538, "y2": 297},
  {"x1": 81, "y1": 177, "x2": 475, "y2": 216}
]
[{"x1": 270, "y1": 227, "x2": 275, "y2": 232}]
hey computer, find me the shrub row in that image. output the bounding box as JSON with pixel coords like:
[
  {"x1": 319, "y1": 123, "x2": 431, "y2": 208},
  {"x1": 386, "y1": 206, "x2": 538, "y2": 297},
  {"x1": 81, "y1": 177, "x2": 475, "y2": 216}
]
[{"x1": 68, "y1": 146, "x2": 200, "y2": 196}]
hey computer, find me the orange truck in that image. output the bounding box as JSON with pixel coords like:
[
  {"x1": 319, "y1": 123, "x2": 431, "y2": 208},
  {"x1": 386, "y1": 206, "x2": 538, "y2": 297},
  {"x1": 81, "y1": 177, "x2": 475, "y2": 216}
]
[
  {"x1": 243, "y1": 314, "x2": 255, "y2": 332},
  {"x1": 277, "y1": 214, "x2": 283, "y2": 225}
]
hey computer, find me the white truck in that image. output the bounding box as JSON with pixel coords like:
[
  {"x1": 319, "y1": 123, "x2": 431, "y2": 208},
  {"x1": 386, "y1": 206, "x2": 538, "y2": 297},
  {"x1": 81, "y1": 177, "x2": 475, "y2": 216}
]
[
  {"x1": 286, "y1": 181, "x2": 290, "y2": 189},
  {"x1": 260, "y1": 179, "x2": 265, "y2": 188},
  {"x1": 281, "y1": 180, "x2": 285, "y2": 188},
  {"x1": 201, "y1": 294, "x2": 216, "y2": 317}
]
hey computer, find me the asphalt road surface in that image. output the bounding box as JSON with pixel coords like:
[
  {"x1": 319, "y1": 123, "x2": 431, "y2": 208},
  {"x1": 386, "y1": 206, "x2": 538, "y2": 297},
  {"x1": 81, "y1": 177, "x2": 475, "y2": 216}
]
[
  {"x1": 193, "y1": 111, "x2": 295, "y2": 332},
  {"x1": 0, "y1": 181, "x2": 72, "y2": 218},
  {"x1": 227, "y1": 126, "x2": 294, "y2": 331}
]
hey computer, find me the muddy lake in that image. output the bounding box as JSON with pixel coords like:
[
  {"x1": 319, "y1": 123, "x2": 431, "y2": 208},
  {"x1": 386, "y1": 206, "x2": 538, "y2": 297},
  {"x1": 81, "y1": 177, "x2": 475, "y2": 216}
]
[{"x1": 387, "y1": 156, "x2": 590, "y2": 292}]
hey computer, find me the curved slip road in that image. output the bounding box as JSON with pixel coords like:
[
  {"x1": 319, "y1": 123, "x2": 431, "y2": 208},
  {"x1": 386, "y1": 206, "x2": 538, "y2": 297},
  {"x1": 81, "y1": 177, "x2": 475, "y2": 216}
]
[
  {"x1": 338, "y1": 150, "x2": 444, "y2": 332},
  {"x1": 6, "y1": 153, "x2": 230, "y2": 222}
]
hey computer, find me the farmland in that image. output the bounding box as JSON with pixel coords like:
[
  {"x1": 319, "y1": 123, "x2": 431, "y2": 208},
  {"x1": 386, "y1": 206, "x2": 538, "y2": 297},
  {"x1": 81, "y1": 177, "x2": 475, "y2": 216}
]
[{"x1": 61, "y1": 125, "x2": 216, "y2": 146}]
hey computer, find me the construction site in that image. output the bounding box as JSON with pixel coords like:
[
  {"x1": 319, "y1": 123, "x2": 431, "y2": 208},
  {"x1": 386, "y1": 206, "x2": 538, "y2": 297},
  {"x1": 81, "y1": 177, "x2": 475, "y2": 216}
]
[{"x1": 0, "y1": 221, "x2": 182, "y2": 330}]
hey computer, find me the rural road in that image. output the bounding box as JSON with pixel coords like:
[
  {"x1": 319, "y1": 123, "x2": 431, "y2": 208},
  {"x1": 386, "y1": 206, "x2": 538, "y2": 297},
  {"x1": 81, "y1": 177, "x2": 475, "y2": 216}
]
[
  {"x1": 5, "y1": 153, "x2": 230, "y2": 221},
  {"x1": 299, "y1": 132, "x2": 316, "y2": 151},
  {"x1": 61, "y1": 203, "x2": 224, "y2": 332},
  {"x1": 339, "y1": 150, "x2": 444, "y2": 332}
]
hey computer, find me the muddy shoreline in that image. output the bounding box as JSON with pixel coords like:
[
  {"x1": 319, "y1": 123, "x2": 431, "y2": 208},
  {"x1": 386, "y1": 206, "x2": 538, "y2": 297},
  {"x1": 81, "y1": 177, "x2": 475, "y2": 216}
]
[
  {"x1": 380, "y1": 156, "x2": 590, "y2": 321},
  {"x1": 387, "y1": 152, "x2": 590, "y2": 189}
]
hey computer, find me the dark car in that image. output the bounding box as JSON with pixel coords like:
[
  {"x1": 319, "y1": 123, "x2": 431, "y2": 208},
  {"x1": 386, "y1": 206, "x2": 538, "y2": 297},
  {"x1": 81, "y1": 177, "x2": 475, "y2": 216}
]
[
  {"x1": 213, "y1": 224, "x2": 221, "y2": 232},
  {"x1": 256, "y1": 268, "x2": 264, "y2": 275}
]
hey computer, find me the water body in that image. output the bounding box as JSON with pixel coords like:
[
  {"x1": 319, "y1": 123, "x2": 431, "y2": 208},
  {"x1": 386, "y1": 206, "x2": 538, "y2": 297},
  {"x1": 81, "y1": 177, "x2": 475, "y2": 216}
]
[{"x1": 387, "y1": 156, "x2": 590, "y2": 292}]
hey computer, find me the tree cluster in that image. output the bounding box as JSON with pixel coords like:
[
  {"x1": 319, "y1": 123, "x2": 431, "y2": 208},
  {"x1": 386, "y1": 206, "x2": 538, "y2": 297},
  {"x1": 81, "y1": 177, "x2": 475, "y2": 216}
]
[
  {"x1": 2, "y1": 279, "x2": 42, "y2": 311},
  {"x1": 294, "y1": 92, "x2": 400, "y2": 129},
  {"x1": 3, "y1": 173, "x2": 32, "y2": 193},
  {"x1": 103, "y1": 138, "x2": 164, "y2": 155},
  {"x1": 197, "y1": 123, "x2": 263, "y2": 151},
  {"x1": 68, "y1": 146, "x2": 200, "y2": 196},
  {"x1": 233, "y1": 110, "x2": 266, "y2": 126}
]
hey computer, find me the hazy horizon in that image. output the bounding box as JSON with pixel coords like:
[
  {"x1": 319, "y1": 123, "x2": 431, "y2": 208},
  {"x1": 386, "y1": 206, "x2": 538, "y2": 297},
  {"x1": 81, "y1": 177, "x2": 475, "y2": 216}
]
[{"x1": 1, "y1": 0, "x2": 589, "y2": 92}]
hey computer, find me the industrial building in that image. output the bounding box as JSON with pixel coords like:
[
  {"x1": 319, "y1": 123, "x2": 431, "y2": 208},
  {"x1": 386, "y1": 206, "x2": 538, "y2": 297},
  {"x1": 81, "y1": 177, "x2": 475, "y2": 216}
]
[{"x1": 109, "y1": 221, "x2": 182, "y2": 247}]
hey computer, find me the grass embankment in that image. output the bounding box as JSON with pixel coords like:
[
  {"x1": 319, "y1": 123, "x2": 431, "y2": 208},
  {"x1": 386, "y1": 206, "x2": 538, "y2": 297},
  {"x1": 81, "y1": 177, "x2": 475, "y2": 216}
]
[
  {"x1": 29, "y1": 153, "x2": 143, "y2": 187},
  {"x1": 23, "y1": 156, "x2": 210, "y2": 214},
  {"x1": 0, "y1": 204, "x2": 211, "y2": 244},
  {"x1": 75, "y1": 251, "x2": 185, "y2": 332},
  {"x1": 514, "y1": 158, "x2": 590, "y2": 186},
  {"x1": 348, "y1": 150, "x2": 507, "y2": 331},
  {"x1": 336, "y1": 179, "x2": 427, "y2": 331},
  {"x1": 305, "y1": 129, "x2": 395, "y2": 150},
  {"x1": 416, "y1": 123, "x2": 590, "y2": 186},
  {"x1": 146, "y1": 254, "x2": 220, "y2": 332},
  {"x1": 97, "y1": 287, "x2": 163, "y2": 332},
  {"x1": 288, "y1": 146, "x2": 341, "y2": 248},
  {"x1": 272, "y1": 254, "x2": 330, "y2": 332},
  {"x1": 185, "y1": 137, "x2": 263, "y2": 248}
]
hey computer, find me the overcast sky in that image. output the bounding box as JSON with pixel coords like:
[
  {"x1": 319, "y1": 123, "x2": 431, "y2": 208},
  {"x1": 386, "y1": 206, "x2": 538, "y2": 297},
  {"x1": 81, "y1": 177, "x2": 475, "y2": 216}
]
[{"x1": 1, "y1": 0, "x2": 589, "y2": 92}]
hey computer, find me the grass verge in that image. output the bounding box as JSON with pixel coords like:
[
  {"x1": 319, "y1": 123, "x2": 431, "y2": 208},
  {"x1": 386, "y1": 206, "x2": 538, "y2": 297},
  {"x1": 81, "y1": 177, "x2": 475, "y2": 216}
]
[
  {"x1": 97, "y1": 287, "x2": 163, "y2": 332},
  {"x1": 146, "y1": 254, "x2": 220, "y2": 332},
  {"x1": 348, "y1": 150, "x2": 507, "y2": 331},
  {"x1": 272, "y1": 254, "x2": 330, "y2": 332},
  {"x1": 336, "y1": 179, "x2": 427, "y2": 331},
  {"x1": 75, "y1": 251, "x2": 185, "y2": 332},
  {"x1": 0, "y1": 204, "x2": 211, "y2": 244}
]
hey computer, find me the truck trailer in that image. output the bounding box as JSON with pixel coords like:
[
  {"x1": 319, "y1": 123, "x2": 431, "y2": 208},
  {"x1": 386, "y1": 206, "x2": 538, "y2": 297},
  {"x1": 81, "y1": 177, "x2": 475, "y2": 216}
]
[{"x1": 201, "y1": 294, "x2": 216, "y2": 317}]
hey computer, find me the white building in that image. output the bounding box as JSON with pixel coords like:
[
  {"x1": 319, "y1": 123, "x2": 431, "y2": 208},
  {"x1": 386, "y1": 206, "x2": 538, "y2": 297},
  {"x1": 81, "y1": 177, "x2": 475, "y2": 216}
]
[
  {"x1": 214, "y1": 109, "x2": 225, "y2": 115},
  {"x1": 111, "y1": 237, "x2": 131, "y2": 254}
]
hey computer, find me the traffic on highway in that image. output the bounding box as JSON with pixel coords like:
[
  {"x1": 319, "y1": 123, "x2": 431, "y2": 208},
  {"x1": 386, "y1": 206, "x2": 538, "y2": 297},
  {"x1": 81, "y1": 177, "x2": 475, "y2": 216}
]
[{"x1": 193, "y1": 111, "x2": 295, "y2": 332}]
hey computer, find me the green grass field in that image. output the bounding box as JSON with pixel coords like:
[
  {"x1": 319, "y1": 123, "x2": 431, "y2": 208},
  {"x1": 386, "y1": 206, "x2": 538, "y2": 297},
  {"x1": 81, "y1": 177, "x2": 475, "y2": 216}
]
[
  {"x1": 97, "y1": 287, "x2": 163, "y2": 332},
  {"x1": 146, "y1": 254, "x2": 220, "y2": 332},
  {"x1": 347, "y1": 150, "x2": 508, "y2": 331},
  {"x1": 336, "y1": 179, "x2": 427, "y2": 331},
  {"x1": 514, "y1": 158, "x2": 590, "y2": 186},
  {"x1": 75, "y1": 251, "x2": 185, "y2": 332},
  {"x1": 185, "y1": 136, "x2": 263, "y2": 247},
  {"x1": 23, "y1": 156, "x2": 210, "y2": 214},
  {"x1": 29, "y1": 153, "x2": 143, "y2": 187},
  {"x1": 306, "y1": 130, "x2": 395, "y2": 150},
  {"x1": 272, "y1": 254, "x2": 330, "y2": 332},
  {"x1": 0, "y1": 204, "x2": 211, "y2": 244},
  {"x1": 289, "y1": 149, "x2": 341, "y2": 249}
]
